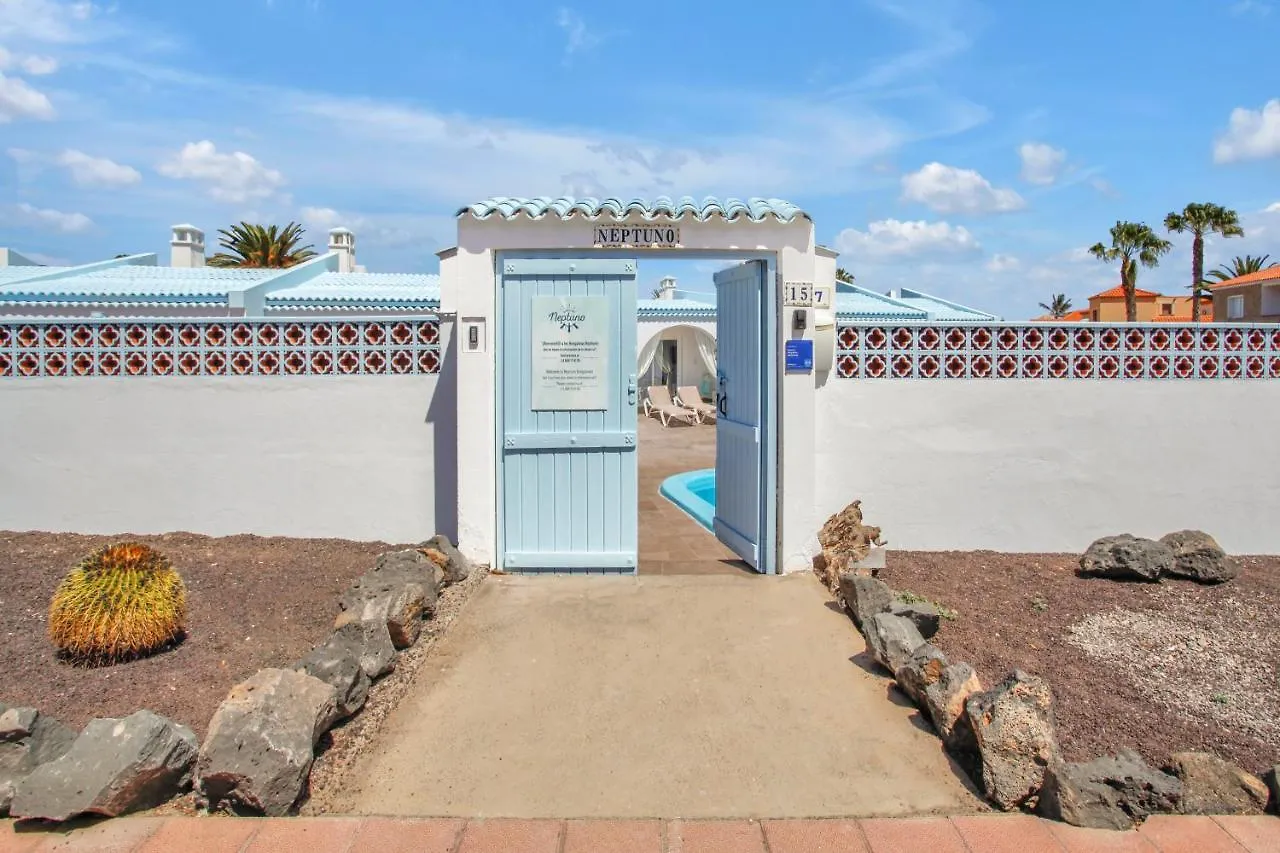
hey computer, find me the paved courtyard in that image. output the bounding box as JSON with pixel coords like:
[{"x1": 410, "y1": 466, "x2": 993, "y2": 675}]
[
  {"x1": 637, "y1": 413, "x2": 745, "y2": 575},
  {"x1": 319, "y1": 572, "x2": 981, "y2": 819}
]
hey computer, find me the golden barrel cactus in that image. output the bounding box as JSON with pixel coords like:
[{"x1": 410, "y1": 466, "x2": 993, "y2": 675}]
[{"x1": 48, "y1": 543, "x2": 187, "y2": 666}]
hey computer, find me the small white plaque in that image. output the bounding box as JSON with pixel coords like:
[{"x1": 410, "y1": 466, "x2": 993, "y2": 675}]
[
  {"x1": 530, "y1": 295, "x2": 611, "y2": 411},
  {"x1": 812, "y1": 285, "x2": 832, "y2": 310},
  {"x1": 783, "y1": 281, "x2": 814, "y2": 307}
]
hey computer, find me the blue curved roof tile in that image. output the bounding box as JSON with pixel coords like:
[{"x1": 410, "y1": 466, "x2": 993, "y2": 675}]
[
  {"x1": 886, "y1": 287, "x2": 1000, "y2": 321},
  {"x1": 0, "y1": 265, "x2": 274, "y2": 302},
  {"x1": 457, "y1": 196, "x2": 809, "y2": 223},
  {"x1": 266, "y1": 272, "x2": 441, "y2": 308},
  {"x1": 637, "y1": 298, "x2": 717, "y2": 317},
  {"x1": 834, "y1": 286, "x2": 927, "y2": 321}
]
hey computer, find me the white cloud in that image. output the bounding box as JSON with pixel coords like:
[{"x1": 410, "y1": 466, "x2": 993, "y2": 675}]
[
  {"x1": 283, "y1": 88, "x2": 920, "y2": 200},
  {"x1": 901, "y1": 162, "x2": 1025, "y2": 214},
  {"x1": 156, "y1": 141, "x2": 286, "y2": 203},
  {"x1": 300, "y1": 206, "x2": 350, "y2": 230},
  {"x1": 1018, "y1": 142, "x2": 1066, "y2": 185},
  {"x1": 1265, "y1": 202, "x2": 1280, "y2": 213},
  {"x1": 66, "y1": 29, "x2": 989, "y2": 204},
  {"x1": 555, "y1": 8, "x2": 601, "y2": 63},
  {"x1": 0, "y1": 0, "x2": 100, "y2": 43},
  {"x1": 1024, "y1": 245, "x2": 1115, "y2": 287},
  {"x1": 0, "y1": 47, "x2": 59, "y2": 75},
  {"x1": 23, "y1": 250, "x2": 70, "y2": 265},
  {"x1": 57, "y1": 149, "x2": 142, "y2": 187},
  {"x1": 12, "y1": 202, "x2": 92, "y2": 232},
  {"x1": 9, "y1": 147, "x2": 142, "y2": 187},
  {"x1": 299, "y1": 206, "x2": 452, "y2": 251},
  {"x1": 833, "y1": 218, "x2": 980, "y2": 258},
  {"x1": 1089, "y1": 177, "x2": 1119, "y2": 197},
  {"x1": 1231, "y1": 0, "x2": 1271, "y2": 15},
  {"x1": 20, "y1": 54, "x2": 58, "y2": 74},
  {"x1": 1214, "y1": 99, "x2": 1280, "y2": 163},
  {"x1": 1057, "y1": 246, "x2": 1100, "y2": 264},
  {"x1": 840, "y1": 0, "x2": 972, "y2": 92},
  {"x1": 985, "y1": 253, "x2": 1021, "y2": 272},
  {"x1": 0, "y1": 72, "x2": 55, "y2": 121}
]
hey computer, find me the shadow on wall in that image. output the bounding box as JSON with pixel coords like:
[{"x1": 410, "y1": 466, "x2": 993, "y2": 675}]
[{"x1": 425, "y1": 321, "x2": 459, "y2": 544}]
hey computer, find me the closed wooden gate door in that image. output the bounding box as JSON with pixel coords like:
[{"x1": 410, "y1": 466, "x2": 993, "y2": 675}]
[
  {"x1": 499, "y1": 258, "x2": 638, "y2": 573},
  {"x1": 713, "y1": 260, "x2": 766, "y2": 569}
]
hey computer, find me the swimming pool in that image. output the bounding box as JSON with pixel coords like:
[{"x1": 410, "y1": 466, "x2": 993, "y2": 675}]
[{"x1": 659, "y1": 468, "x2": 715, "y2": 531}]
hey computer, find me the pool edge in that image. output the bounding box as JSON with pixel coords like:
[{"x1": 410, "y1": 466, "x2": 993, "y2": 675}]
[{"x1": 659, "y1": 468, "x2": 715, "y2": 533}]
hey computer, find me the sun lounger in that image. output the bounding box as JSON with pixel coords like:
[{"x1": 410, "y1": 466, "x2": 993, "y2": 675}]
[
  {"x1": 644, "y1": 386, "x2": 698, "y2": 426},
  {"x1": 676, "y1": 386, "x2": 716, "y2": 423}
]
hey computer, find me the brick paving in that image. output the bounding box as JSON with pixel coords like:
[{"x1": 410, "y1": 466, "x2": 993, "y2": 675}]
[{"x1": 5, "y1": 814, "x2": 1278, "y2": 853}]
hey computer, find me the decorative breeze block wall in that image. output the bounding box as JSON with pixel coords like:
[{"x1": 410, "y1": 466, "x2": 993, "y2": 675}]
[
  {"x1": 0, "y1": 318, "x2": 442, "y2": 379},
  {"x1": 835, "y1": 324, "x2": 1280, "y2": 380}
]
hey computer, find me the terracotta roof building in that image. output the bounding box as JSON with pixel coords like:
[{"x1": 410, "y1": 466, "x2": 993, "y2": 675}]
[
  {"x1": 1036, "y1": 285, "x2": 1212, "y2": 322},
  {"x1": 1209, "y1": 266, "x2": 1280, "y2": 323}
]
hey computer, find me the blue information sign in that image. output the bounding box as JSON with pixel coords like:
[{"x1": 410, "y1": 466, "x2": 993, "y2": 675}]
[{"x1": 784, "y1": 339, "x2": 814, "y2": 372}]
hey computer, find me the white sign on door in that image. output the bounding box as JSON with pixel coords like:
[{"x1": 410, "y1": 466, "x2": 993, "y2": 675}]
[{"x1": 531, "y1": 295, "x2": 611, "y2": 411}]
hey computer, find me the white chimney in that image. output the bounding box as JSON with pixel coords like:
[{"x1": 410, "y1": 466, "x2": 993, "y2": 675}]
[
  {"x1": 170, "y1": 224, "x2": 205, "y2": 268},
  {"x1": 658, "y1": 275, "x2": 677, "y2": 301},
  {"x1": 328, "y1": 227, "x2": 356, "y2": 273}
]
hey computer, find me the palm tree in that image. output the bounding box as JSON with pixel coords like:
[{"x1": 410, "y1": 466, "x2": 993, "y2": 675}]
[
  {"x1": 1038, "y1": 293, "x2": 1073, "y2": 319},
  {"x1": 207, "y1": 222, "x2": 317, "y2": 268},
  {"x1": 836, "y1": 267, "x2": 855, "y2": 284},
  {"x1": 1164, "y1": 203, "x2": 1243, "y2": 322},
  {"x1": 1088, "y1": 221, "x2": 1173, "y2": 321},
  {"x1": 1206, "y1": 254, "x2": 1278, "y2": 282}
]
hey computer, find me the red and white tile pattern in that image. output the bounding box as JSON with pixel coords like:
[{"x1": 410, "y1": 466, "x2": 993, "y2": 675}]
[
  {"x1": 835, "y1": 323, "x2": 1280, "y2": 380},
  {"x1": 0, "y1": 318, "x2": 442, "y2": 379}
]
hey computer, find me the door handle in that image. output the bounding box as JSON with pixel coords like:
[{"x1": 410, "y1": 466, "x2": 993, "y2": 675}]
[{"x1": 627, "y1": 374, "x2": 637, "y2": 406}]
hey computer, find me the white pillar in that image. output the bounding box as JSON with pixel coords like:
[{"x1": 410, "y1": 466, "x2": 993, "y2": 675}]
[
  {"x1": 445, "y1": 229, "x2": 499, "y2": 567},
  {"x1": 328, "y1": 228, "x2": 356, "y2": 273},
  {"x1": 170, "y1": 225, "x2": 205, "y2": 268},
  {"x1": 777, "y1": 244, "x2": 819, "y2": 573}
]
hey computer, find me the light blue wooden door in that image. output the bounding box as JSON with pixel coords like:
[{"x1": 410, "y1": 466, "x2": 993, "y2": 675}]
[
  {"x1": 500, "y1": 258, "x2": 638, "y2": 573},
  {"x1": 713, "y1": 260, "x2": 765, "y2": 569}
]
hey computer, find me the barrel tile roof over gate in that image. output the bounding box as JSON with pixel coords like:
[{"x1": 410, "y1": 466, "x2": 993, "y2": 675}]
[{"x1": 457, "y1": 196, "x2": 810, "y2": 223}]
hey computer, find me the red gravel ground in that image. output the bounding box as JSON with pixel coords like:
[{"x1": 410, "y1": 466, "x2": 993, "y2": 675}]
[
  {"x1": 0, "y1": 531, "x2": 409, "y2": 738},
  {"x1": 880, "y1": 551, "x2": 1280, "y2": 776}
]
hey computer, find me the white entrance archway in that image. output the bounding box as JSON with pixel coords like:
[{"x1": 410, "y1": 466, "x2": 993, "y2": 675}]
[{"x1": 439, "y1": 197, "x2": 824, "y2": 574}]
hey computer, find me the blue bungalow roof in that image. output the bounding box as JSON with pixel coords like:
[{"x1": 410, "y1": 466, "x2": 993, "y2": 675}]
[
  {"x1": 0, "y1": 247, "x2": 997, "y2": 321},
  {"x1": 637, "y1": 297, "x2": 716, "y2": 318},
  {"x1": 885, "y1": 287, "x2": 999, "y2": 321},
  {"x1": 0, "y1": 254, "x2": 441, "y2": 312},
  {"x1": 265, "y1": 271, "x2": 440, "y2": 311},
  {"x1": 833, "y1": 282, "x2": 998, "y2": 322}
]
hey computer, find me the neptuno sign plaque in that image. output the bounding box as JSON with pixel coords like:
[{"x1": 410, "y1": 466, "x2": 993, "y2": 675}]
[{"x1": 592, "y1": 225, "x2": 681, "y2": 248}]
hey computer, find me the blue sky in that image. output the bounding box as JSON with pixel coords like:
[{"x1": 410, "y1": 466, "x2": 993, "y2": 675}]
[{"x1": 1, "y1": 0, "x2": 1279, "y2": 318}]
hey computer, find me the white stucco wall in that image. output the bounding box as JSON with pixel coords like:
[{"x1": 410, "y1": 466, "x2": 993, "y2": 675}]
[
  {"x1": 814, "y1": 379, "x2": 1280, "y2": 554},
  {"x1": 445, "y1": 214, "x2": 819, "y2": 572},
  {"x1": 0, "y1": 364, "x2": 457, "y2": 544}
]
